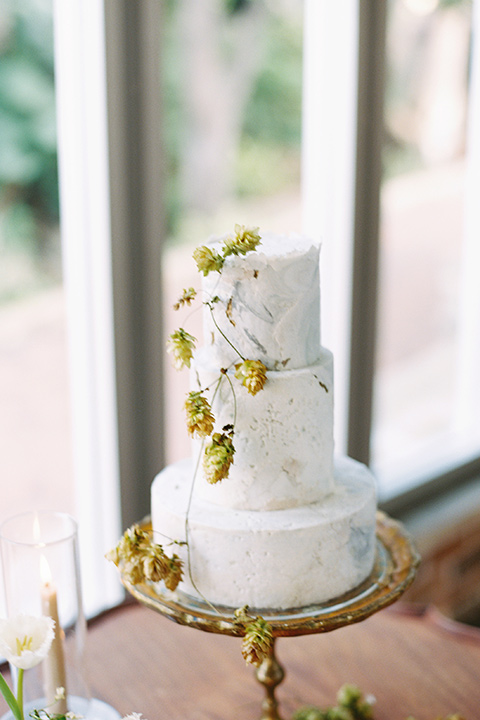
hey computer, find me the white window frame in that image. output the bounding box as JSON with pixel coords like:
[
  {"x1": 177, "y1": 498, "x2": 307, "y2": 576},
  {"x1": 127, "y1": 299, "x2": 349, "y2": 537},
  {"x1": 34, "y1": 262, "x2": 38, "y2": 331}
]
[
  {"x1": 53, "y1": 0, "x2": 166, "y2": 616},
  {"x1": 53, "y1": 0, "x2": 123, "y2": 616},
  {"x1": 304, "y1": 0, "x2": 480, "y2": 509},
  {"x1": 302, "y1": 0, "x2": 359, "y2": 454}
]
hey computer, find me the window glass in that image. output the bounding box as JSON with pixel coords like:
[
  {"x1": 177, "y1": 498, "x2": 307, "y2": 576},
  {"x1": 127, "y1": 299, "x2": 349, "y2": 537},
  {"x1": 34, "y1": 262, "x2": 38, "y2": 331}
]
[
  {"x1": 0, "y1": 0, "x2": 74, "y2": 522},
  {"x1": 161, "y1": 0, "x2": 304, "y2": 464},
  {"x1": 372, "y1": 0, "x2": 478, "y2": 497}
]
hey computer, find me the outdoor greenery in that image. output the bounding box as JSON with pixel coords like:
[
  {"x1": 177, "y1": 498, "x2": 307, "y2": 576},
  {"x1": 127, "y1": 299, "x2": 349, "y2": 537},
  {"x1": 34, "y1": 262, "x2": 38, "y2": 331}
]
[
  {"x1": 0, "y1": 0, "x2": 58, "y2": 252},
  {"x1": 0, "y1": 0, "x2": 472, "y2": 300},
  {"x1": 0, "y1": 0, "x2": 303, "y2": 296}
]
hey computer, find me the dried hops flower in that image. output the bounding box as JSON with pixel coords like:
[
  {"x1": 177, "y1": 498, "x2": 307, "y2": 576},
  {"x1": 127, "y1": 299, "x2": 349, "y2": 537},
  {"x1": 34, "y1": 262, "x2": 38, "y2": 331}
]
[
  {"x1": 167, "y1": 328, "x2": 196, "y2": 370},
  {"x1": 193, "y1": 225, "x2": 261, "y2": 276},
  {"x1": 241, "y1": 616, "x2": 273, "y2": 667},
  {"x1": 234, "y1": 359, "x2": 267, "y2": 396},
  {"x1": 185, "y1": 391, "x2": 215, "y2": 438},
  {"x1": 203, "y1": 427, "x2": 235, "y2": 484},
  {"x1": 164, "y1": 555, "x2": 184, "y2": 591},
  {"x1": 121, "y1": 557, "x2": 146, "y2": 586},
  {"x1": 142, "y1": 546, "x2": 170, "y2": 583},
  {"x1": 193, "y1": 245, "x2": 224, "y2": 276},
  {"x1": 106, "y1": 525, "x2": 184, "y2": 591},
  {"x1": 223, "y1": 224, "x2": 261, "y2": 257},
  {"x1": 173, "y1": 287, "x2": 197, "y2": 311},
  {"x1": 105, "y1": 524, "x2": 150, "y2": 568}
]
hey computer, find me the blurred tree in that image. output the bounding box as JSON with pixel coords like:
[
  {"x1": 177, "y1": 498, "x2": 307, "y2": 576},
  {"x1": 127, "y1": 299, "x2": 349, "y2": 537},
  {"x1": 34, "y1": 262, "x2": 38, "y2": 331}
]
[
  {"x1": 173, "y1": 0, "x2": 269, "y2": 214},
  {"x1": 164, "y1": 0, "x2": 303, "y2": 226},
  {"x1": 0, "y1": 0, "x2": 58, "y2": 258}
]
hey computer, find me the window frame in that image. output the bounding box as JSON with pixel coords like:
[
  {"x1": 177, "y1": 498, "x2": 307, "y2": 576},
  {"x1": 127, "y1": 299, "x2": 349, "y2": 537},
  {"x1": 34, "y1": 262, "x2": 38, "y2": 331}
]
[
  {"x1": 53, "y1": 0, "x2": 166, "y2": 615},
  {"x1": 55, "y1": 0, "x2": 480, "y2": 618},
  {"x1": 304, "y1": 0, "x2": 480, "y2": 514}
]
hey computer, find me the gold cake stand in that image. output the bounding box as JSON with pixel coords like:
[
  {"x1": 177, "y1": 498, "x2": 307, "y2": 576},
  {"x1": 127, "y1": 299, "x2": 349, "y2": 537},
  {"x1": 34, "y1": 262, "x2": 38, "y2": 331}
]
[{"x1": 121, "y1": 511, "x2": 420, "y2": 720}]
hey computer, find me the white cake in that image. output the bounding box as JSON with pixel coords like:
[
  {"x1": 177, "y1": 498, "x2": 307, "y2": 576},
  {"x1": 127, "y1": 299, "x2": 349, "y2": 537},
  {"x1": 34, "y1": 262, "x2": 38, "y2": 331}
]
[{"x1": 152, "y1": 231, "x2": 377, "y2": 610}]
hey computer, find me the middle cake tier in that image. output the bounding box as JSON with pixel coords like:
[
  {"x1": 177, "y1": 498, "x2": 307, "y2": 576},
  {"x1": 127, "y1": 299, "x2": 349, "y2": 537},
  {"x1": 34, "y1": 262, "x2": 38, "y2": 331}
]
[{"x1": 192, "y1": 346, "x2": 334, "y2": 511}]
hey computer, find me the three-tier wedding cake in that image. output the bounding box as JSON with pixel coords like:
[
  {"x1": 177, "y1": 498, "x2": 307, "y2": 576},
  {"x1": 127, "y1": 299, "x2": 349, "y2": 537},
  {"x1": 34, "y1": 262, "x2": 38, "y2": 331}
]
[{"x1": 151, "y1": 229, "x2": 377, "y2": 610}]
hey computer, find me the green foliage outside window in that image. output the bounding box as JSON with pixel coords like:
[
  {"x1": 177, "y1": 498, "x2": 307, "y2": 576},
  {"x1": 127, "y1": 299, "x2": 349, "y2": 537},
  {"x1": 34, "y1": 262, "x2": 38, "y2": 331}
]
[{"x1": 0, "y1": 0, "x2": 58, "y2": 261}]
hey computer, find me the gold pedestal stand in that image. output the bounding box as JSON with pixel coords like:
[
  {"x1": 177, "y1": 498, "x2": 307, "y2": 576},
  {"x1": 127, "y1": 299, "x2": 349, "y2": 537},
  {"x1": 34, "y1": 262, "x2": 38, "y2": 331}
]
[{"x1": 121, "y1": 511, "x2": 419, "y2": 720}]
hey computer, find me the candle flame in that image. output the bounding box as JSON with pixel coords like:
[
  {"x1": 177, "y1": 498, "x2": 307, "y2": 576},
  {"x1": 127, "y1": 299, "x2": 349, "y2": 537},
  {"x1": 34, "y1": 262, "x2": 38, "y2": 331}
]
[{"x1": 40, "y1": 555, "x2": 52, "y2": 586}]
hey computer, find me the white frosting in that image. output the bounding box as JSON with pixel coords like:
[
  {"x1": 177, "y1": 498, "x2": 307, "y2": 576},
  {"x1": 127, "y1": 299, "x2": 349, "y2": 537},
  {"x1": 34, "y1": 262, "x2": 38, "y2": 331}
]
[
  {"x1": 151, "y1": 456, "x2": 377, "y2": 610},
  {"x1": 150, "y1": 229, "x2": 378, "y2": 610},
  {"x1": 192, "y1": 348, "x2": 334, "y2": 510},
  {"x1": 201, "y1": 233, "x2": 320, "y2": 370}
]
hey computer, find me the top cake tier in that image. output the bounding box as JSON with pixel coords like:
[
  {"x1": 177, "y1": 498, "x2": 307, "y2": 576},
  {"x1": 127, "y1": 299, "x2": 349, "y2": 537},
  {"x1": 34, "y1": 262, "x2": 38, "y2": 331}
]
[{"x1": 201, "y1": 232, "x2": 321, "y2": 371}]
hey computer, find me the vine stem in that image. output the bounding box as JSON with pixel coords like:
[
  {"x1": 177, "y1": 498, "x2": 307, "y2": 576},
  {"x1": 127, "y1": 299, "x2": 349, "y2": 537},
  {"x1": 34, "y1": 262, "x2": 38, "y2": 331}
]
[
  {"x1": 183, "y1": 374, "x2": 225, "y2": 615},
  {"x1": 207, "y1": 302, "x2": 245, "y2": 362},
  {"x1": 221, "y1": 369, "x2": 238, "y2": 428}
]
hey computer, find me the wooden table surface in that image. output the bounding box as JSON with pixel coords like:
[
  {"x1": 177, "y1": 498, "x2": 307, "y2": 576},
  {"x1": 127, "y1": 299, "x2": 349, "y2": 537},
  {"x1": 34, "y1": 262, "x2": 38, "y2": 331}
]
[
  {"x1": 3, "y1": 600, "x2": 480, "y2": 720},
  {"x1": 84, "y1": 600, "x2": 480, "y2": 720}
]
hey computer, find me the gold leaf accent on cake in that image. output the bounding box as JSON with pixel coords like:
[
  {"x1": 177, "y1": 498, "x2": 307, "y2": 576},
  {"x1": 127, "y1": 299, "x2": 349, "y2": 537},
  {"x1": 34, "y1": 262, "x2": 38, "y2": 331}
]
[
  {"x1": 313, "y1": 373, "x2": 329, "y2": 393},
  {"x1": 226, "y1": 297, "x2": 236, "y2": 326}
]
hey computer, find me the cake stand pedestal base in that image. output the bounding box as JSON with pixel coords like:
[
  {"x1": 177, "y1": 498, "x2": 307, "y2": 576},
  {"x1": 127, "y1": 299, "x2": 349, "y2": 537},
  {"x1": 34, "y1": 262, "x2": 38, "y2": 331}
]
[
  {"x1": 121, "y1": 511, "x2": 419, "y2": 720},
  {"x1": 256, "y1": 639, "x2": 284, "y2": 720}
]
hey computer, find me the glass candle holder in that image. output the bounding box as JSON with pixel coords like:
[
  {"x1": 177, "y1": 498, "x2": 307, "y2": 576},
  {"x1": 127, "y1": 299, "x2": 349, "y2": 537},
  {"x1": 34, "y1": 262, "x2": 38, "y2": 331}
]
[{"x1": 0, "y1": 511, "x2": 119, "y2": 720}]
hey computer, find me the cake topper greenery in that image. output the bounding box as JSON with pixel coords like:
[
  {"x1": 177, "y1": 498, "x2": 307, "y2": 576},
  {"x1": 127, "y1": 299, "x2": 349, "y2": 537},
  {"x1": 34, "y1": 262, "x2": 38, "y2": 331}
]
[{"x1": 107, "y1": 224, "x2": 274, "y2": 668}]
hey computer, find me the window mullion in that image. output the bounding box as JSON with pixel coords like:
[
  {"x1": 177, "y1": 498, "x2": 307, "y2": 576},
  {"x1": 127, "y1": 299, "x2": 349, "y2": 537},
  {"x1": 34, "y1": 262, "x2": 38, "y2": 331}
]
[
  {"x1": 347, "y1": 0, "x2": 387, "y2": 467},
  {"x1": 104, "y1": 0, "x2": 166, "y2": 530}
]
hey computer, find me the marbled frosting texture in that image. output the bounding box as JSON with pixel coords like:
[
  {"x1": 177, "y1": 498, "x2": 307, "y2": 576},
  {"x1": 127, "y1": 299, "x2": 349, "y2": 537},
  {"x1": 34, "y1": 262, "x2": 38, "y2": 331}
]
[{"x1": 202, "y1": 233, "x2": 320, "y2": 370}]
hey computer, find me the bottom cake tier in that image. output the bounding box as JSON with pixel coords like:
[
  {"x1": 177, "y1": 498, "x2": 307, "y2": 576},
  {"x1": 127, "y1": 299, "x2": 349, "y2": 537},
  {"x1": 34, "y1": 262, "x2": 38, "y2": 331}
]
[{"x1": 151, "y1": 456, "x2": 377, "y2": 610}]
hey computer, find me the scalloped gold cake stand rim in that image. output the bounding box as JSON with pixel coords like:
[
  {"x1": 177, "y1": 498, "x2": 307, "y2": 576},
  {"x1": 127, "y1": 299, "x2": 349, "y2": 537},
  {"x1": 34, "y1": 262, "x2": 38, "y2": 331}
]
[{"x1": 121, "y1": 510, "x2": 420, "y2": 637}]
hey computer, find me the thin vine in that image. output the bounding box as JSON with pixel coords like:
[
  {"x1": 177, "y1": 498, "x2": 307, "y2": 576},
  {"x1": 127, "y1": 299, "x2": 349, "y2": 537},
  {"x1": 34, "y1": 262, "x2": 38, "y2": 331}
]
[{"x1": 107, "y1": 225, "x2": 274, "y2": 666}]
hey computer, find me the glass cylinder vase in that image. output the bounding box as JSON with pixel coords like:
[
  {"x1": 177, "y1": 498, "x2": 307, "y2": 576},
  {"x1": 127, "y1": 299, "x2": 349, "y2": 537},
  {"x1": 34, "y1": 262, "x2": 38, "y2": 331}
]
[{"x1": 0, "y1": 511, "x2": 119, "y2": 720}]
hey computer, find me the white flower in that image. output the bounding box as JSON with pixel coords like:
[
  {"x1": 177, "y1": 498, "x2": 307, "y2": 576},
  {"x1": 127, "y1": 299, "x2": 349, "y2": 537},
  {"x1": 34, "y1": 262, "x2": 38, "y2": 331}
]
[
  {"x1": 122, "y1": 714, "x2": 145, "y2": 720},
  {"x1": 0, "y1": 614, "x2": 55, "y2": 670}
]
